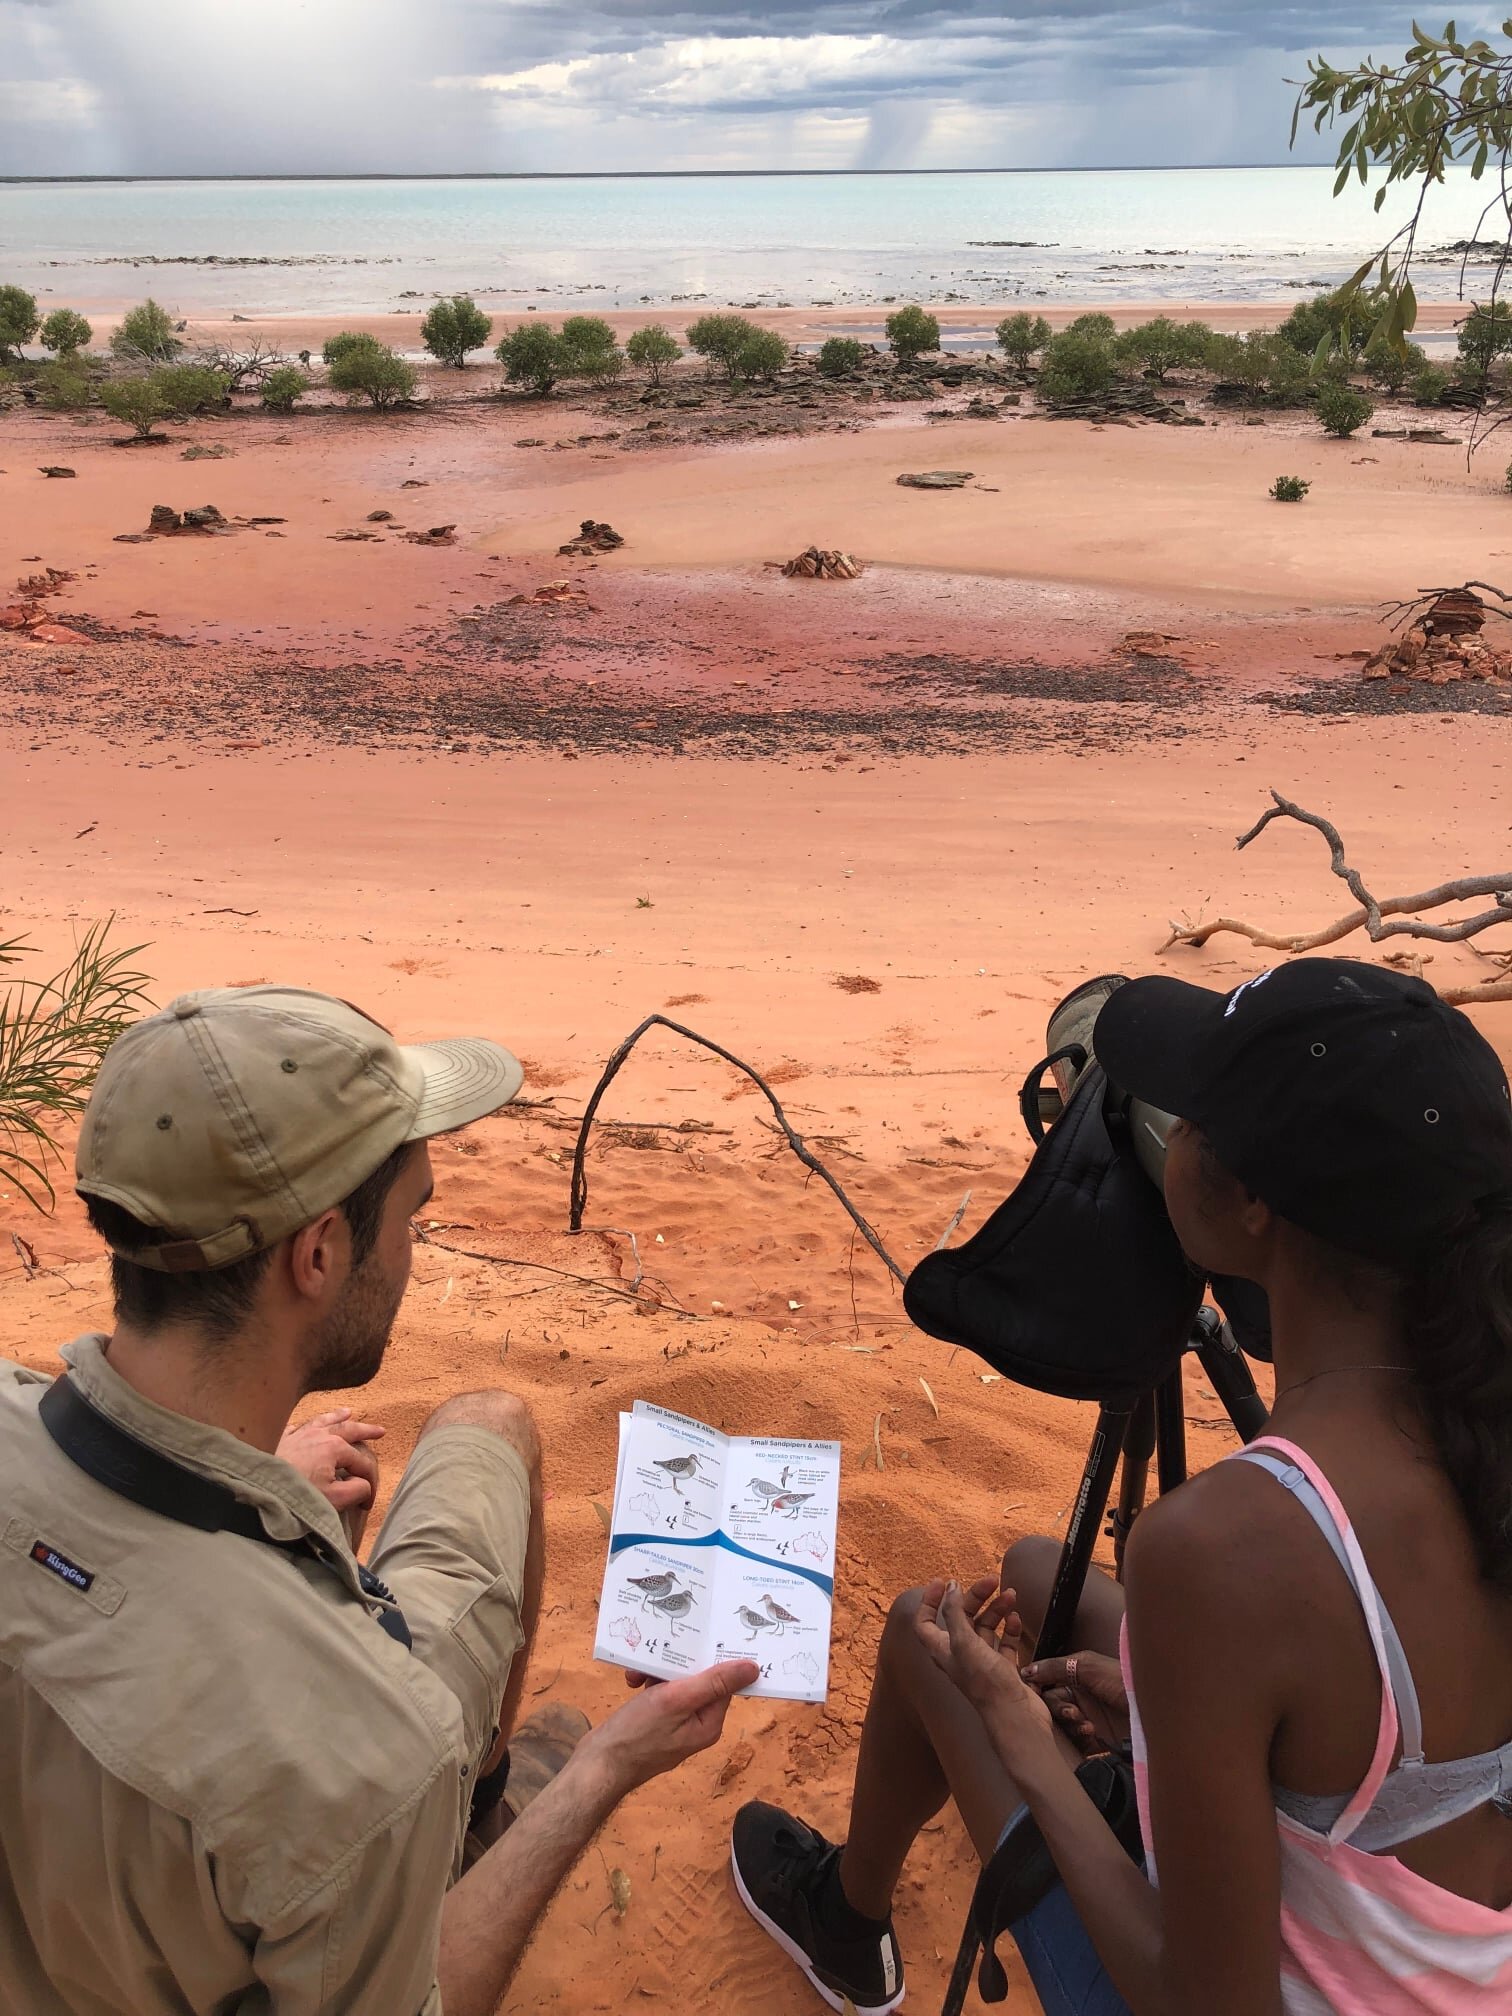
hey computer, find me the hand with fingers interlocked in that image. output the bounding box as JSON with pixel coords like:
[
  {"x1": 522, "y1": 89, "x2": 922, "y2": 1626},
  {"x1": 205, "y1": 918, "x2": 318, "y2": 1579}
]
[
  {"x1": 914, "y1": 1575, "x2": 1065, "y2": 1773},
  {"x1": 276, "y1": 1407, "x2": 386, "y2": 1551},
  {"x1": 1023, "y1": 1650, "x2": 1131, "y2": 1757}
]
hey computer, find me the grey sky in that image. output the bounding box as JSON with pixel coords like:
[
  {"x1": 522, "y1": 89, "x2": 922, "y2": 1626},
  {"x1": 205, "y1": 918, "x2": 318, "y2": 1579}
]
[{"x1": 0, "y1": 2, "x2": 1488, "y2": 176}]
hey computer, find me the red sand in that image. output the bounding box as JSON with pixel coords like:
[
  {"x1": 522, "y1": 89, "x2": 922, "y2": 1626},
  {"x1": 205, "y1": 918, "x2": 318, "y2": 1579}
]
[{"x1": 2, "y1": 335, "x2": 1510, "y2": 2013}]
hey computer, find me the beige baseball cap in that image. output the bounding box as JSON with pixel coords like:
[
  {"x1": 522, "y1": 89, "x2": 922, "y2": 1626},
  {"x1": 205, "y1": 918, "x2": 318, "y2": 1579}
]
[{"x1": 76, "y1": 985, "x2": 524, "y2": 1271}]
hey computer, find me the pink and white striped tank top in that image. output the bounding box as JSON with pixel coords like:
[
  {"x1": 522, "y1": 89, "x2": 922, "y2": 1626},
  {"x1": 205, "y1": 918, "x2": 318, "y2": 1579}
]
[{"x1": 1121, "y1": 1434, "x2": 1512, "y2": 2011}]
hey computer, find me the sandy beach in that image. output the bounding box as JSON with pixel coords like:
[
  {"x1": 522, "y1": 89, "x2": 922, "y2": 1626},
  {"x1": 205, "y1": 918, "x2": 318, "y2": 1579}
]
[
  {"x1": 4, "y1": 300, "x2": 1510, "y2": 2014},
  {"x1": 61, "y1": 296, "x2": 1482, "y2": 357}
]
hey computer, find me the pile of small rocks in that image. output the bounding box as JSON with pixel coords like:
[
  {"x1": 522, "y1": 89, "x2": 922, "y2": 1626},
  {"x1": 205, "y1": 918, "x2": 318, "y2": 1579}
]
[
  {"x1": 558, "y1": 519, "x2": 624, "y2": 556},
  {"x1": 148, "y1": 503, "x2": 228, "y2": 534},
  {"x1": 780, "y1": 546, "x2": 861, "y2": 580},
  {"x1": 0, "y1": 601, "x2": 91, "y2": 645},
  {"x1": 897, "y1": 469, "x2": 973, "y2": 489},
  {"x1": 1042, "y1": 387, "x2": 1203, "y2": 425},
  {"x1": 1363, "y1": 589, "x2": 1512, "y2": 683},
  {"x1": 504, "y1": 579, "x2": 588, "y2": 608}
]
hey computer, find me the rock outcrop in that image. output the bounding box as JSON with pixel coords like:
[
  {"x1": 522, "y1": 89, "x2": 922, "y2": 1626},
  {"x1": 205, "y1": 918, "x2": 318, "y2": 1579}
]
[
  {"x1": 558, "y1": 519, "x2": 624, "y2": 556},
  {"x1": 780, "y1": 546, "x2": 861, "y2": 580},
  {"x1": 897, "y1": 470, "x2": 974, "y2": 489},
  {"x1": 1362, "y1": 590, "x2": 1512, "y2": 682}
]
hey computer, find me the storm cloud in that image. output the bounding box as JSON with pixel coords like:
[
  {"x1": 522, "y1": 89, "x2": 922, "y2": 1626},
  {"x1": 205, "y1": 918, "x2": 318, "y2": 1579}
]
[{"x1": 0, "y1": 1, "x2": 1496, "y2": 176}]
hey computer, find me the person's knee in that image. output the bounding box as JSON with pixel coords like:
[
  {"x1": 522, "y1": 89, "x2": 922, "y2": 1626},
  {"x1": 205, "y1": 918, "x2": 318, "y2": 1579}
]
[
  {"x1": 1001, "y1": 1534, "x2": 1061, "y2": 1637},
  {"x1": 422, "y1": 1389, "x2": 541, "y2": 1474},
  {"x1": 880, "y1": 1583, "x2": 927, "y2": 1664}
]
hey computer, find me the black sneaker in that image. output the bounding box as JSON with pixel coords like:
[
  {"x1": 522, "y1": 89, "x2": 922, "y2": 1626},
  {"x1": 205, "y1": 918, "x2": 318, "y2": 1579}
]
[{"x1": 730, "y1": 1801, "x2": 905, "y2": 2014}]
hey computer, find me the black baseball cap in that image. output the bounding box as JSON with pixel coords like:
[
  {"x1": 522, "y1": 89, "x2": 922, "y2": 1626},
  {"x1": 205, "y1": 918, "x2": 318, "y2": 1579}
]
[{"x1": 1093, "y1": 958, "x2": 1512, "y2": 1264}]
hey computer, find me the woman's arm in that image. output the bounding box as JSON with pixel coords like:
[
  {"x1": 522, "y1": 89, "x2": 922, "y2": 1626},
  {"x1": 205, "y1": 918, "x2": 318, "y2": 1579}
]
[
  {"x1": 1120, "y1": 1484, "x2": 1286, "y2": 2016},
  {"x1": 919, "y1": 1478, "x2": 1288, "y2": 2016},
  {"x1": 919, "y1": 1582, "x2": 1169, "y2": 2007},
  {"x1": 998, "y1": 1738, "x2": 1169, "y2": 2004}
]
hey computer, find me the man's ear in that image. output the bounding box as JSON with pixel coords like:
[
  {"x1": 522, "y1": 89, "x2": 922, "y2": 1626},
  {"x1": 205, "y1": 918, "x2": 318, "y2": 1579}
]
[{"x1": 286, "y1": 1207, "x2": 349, "y2": 1304}]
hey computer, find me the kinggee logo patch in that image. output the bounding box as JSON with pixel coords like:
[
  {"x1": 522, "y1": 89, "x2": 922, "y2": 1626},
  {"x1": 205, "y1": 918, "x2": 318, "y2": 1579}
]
[{"x1": 29, "y1": 1540, "x2": 94, "y2": 1593}]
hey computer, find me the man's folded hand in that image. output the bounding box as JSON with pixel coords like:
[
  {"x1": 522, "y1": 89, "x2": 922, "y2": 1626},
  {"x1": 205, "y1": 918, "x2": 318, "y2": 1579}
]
[{"x1": 277, "y1": 1407, "x2": 386, "y2": 1546}]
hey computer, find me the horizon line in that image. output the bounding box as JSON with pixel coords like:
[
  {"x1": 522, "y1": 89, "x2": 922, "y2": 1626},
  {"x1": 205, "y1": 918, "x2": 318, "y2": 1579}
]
[{"x1": 0, "y1": 163, "x2": 1329, "y2": 185}]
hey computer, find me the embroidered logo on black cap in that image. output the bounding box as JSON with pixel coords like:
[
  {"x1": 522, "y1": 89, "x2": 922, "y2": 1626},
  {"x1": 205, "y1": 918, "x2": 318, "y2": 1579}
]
[
  {"x1": 1224, "y1": 969, "x2": 1275, "y2": 1018},
  {"x1": 29, "y1": 1540, "x2": 94, "y2": 1593}
]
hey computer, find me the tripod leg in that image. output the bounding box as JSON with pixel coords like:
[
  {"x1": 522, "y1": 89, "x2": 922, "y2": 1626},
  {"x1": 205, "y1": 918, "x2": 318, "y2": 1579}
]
[
  {"x1": 1037, "y1": 1405, "x2": 1130, "y2": 1660},
  {"x1": 1155, "y1": 1368, "x2": 1187, "y2": 1497},
  {"x1": 1108, "y1": 1394, "x2": 1155, "y2": 1575},
  {"x1": 1197, "y1": 1332, "x2": 1269, "y2": 1443},
  {"x1": 939, "y1": 1920, "x2": 981, "y2": 2016}
]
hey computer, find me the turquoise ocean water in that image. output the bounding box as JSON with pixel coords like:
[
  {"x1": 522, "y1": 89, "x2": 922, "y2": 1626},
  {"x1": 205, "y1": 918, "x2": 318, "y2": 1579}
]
[{"x1": 0, "y1": 168, "x2": 1496, "y2": 319}]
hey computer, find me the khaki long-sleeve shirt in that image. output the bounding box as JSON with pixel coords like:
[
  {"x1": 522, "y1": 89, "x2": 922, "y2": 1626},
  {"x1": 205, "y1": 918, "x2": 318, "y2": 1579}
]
[{"x1": 0, "y1": 1339, "x2": 470, "y2": 2014}]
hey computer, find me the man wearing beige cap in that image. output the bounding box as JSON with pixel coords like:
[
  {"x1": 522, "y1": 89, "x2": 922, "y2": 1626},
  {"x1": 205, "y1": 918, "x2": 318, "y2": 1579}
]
[{"x1": 0, "y1": 985, "x2": 756, "y2": 2014}]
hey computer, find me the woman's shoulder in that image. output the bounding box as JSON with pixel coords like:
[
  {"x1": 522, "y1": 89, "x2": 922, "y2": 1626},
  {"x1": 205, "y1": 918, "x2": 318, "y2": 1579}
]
[
  {"x1": 1123, "y1": 1448, "x2": 1338, "y2": 1622},
  {"x1": 1130, "y1": 1446, "x2": 1313, "y2": 1548},
  {"x1": 1121, "y1": 1456, "x2": 1329, "y2": 1734}
]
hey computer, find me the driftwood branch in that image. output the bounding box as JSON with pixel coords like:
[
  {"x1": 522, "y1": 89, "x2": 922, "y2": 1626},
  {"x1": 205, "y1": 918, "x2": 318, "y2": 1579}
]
[
  {"x1": 1380, "y1": 581, "x2": 1512, "y2": 633},
  {"x1": 415, "y1": 1226, "x2": 689, "y2": 1313},
  {"x1": 933, "y1": 1190, "x2": 973, "y2": 1251},
  {"x1": 194, "y1": 336, "x2": 295, "y2": 392},
  {"x1": 1443, "y1": 977, "x2": 1512, "y2": 1005},
  {"x1": 1164, "y1": 791, "x2": 1512, "y2": 1005},
  {"x1": 578, "y1": 1225, "x2": 644, "y2": 1293},
  {"x1": 568, "y1": 1015, "x2": 905, "y2": 1284}
]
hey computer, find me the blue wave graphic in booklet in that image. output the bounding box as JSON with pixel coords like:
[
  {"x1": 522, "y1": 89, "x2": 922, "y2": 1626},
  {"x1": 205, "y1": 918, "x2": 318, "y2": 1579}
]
[{"x1": 593, "y1": 1400, "x2": 841, "y2": 1703}]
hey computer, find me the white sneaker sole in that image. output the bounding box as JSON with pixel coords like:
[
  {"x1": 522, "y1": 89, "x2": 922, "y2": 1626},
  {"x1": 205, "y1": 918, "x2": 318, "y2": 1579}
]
[{"x1": 729, "y1": 1831, "x2": 906, "y2": 2015}]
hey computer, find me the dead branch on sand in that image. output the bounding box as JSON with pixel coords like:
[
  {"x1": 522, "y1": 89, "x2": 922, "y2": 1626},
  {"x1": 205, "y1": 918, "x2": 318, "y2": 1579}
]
[
  {"x1": 1381, "y1": 581, "x2": 1512, "y2": 633},
  {"x1": 933, "y1": 1189, "x2": 973, "y2": 1251},
  {"x1": 194, "y1": 336, "x2": 295, "y2": 393},
  {"x1": 414, "y1": 1224, "x2": 689, "y2": 1314},
  {"x1": 569, "y1": 1015, "x2": 906, "y2": 1283},
  {"x1": 1163, "y1": 790, "x2": 1512, "y2": 1006}
]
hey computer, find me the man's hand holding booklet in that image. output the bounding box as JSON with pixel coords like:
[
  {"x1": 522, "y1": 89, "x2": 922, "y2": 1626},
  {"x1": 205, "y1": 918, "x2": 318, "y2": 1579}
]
[{"x1": 594, "y1": 1402, "x2": 841, "y2": 1701}]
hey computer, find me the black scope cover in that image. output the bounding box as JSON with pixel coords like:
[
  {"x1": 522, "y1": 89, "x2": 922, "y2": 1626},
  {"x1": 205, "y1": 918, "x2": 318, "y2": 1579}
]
[{"x1": 903, "y1": 1062, "x2": 1205, "y2": 1406}]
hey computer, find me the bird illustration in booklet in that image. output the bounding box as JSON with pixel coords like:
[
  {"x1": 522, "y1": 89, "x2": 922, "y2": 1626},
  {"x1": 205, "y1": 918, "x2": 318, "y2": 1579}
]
[
  {"x1": 626, "y1": 1570, "x2": 682, "y2": 1609},
  {"x1": 653, "y1": 1453, "x2": 707, "y2": 1496},
  {"x1": 761, "y1": 1594, "x2": 801, "y2": 1633},
  {"x1": 648, "y1": 1588, "x2": 697, "y2": 1633}
]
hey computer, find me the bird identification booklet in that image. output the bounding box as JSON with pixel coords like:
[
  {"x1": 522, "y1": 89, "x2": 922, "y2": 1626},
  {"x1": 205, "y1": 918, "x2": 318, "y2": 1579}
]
[{"x1": 593, "y1": 1400, "x2": 841, "y2": 1702}]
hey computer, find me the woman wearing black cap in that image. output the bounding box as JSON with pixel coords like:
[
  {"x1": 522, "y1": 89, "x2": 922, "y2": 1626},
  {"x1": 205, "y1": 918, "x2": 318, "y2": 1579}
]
[{"x1": 730, "y1": 959, "x2": 1512, "y2": 2014}]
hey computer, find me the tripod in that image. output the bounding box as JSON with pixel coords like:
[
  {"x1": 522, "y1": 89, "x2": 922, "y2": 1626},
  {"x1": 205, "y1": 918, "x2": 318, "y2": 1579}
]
[
  {"x1": 939, "y1": 1305, "x2": 1269, "y2": 2016},
  {"x1": 1037, "y1": 1304, "x2": 1269, "y2": 1660}
]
